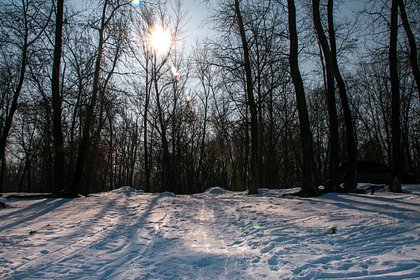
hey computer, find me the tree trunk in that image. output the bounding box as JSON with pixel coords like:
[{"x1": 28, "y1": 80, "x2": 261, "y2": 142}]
[
  {"x1": 73, "y1": 0, "x2": 108, "y2": 194},
  {"x1": 327, "y1": 0, "x2": 357, "y2": 192},
  {"x1": 287, "y1": 0, "x2": 318, "y2": 196},
  {"x1": 144, "y1": 58, "x2": 151, "y2": 192},
  {"x1": 51, "y1": 0, "x2": 66, "y2": 194},
  {"x1": 0, "y1": 40, "x2": 28, "y2": 193},
  {"x1": 312, "y1": 0, "x2": 339, "y2": 192},
  {"x1": 398, "y1": 0, "x2": 420, "y2": 99},
  {"x1": 152, "y1": 55, "x2": 172, "y2": 192},
  {"x1": 234, "y1": 0, "x2": 259, "y2": 194},
  {"x1": 389, "y1": 0, "x2": 403, "y2": 192}
]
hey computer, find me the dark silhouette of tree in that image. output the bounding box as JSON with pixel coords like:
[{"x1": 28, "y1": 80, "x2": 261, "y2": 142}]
[
  {"x1": 51, "y1": 0, "x2": 66, "y2": 194},
  {"x1": 398, "y1": 0, "x2": 420, "y2": 99},
  {"x1": 0, "y1": 0, "x2": 51, "y2": 193},
  {"x1": 72, "y1": 0, "x2": 128, "y2": 194},
  {"x1": 287, "y1": 0, "x2": 318, "y2": 196},
  {"x1": 234, "y1": 0, "x2": 260, "y2": 194},
  {"x1": 389, "y1": 0, "x2": 403, "y2": 192},
  {"x1": 312, "y1": 0, "x2": 340, "y2": 192},
  {"x1": 326, "y1": 0, "x2": 357, "y2": 192},
  {"x1": 1, "y1": 0, "x2": 418, "y2": 195}
]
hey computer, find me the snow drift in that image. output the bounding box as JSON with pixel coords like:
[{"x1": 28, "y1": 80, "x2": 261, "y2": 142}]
[{"x1": 1, "y1": 185, "x2": 419, "y2": 279}]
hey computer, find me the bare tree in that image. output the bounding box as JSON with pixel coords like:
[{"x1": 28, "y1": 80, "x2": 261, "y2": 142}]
[
  {"x1": 233, "y1": 0, "x2": 260, "y2": 194},
  {"x1": 287, "y1": 0, "x2": 318, "y2": 196},
  {"x1": 72, "y1": 0, "x2": 129, "y2": 194},
  {"x1": 50, "y1": 0, "x2": 66, "y2": 194},
  {"x1": 327, "y1": 0, "x2": 357, "y2": 192},
  {"x1": 398, "y1": 0, "x2": 420, "y2": 99},
  {"x1": 0, "y1": 0, "x2": 51, "y2": 193},
  {"x1": 389, "y1": 0, "x2": 403, "y2": 192},
  {"x1": 312, "y1": 0, "x2": 339, "y2": 192}
]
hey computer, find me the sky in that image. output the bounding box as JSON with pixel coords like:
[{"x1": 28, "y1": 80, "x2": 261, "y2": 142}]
[
  {"x1": 180, "y1": 0, "x2": 366, "y2": 49},
  {"x1": 70, "y1": 0, "x2": 366, "y2": 50},
  {"x1": 182, "y1": 0, "x2": 212, "y2": 45}
]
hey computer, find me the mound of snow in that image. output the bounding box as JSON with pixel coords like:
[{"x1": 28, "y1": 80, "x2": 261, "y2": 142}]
[
  {"x1": 255, "y1": 188, "x2": 301, "y2": 197},
  {"x1": 158, "y1": 191, "x2": 176, "y2": 197},
  {"x1": 205, "y1": 187, "x2": 229, "y2": 195},
  {"x1": 0, "y1": 196, "x2": 9, "y2": 208},
  {"x1": 110, "y1": 186, "x2": 144, "y2": 195}
]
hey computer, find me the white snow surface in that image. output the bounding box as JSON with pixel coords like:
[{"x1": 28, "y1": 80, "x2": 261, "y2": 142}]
[
  {"x1": 204, "y1": 186, "x2": 230, "y2": 195},
  {"x1": 1, "y1": 185, "x2": 419, "y2": 279}
]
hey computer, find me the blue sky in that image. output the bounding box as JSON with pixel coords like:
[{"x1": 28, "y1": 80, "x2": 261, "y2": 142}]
[
  {"x1": 70, "y1": 0, "x2": 365, "y2": 49},
  {"x1": 181, "y1": 0, "x2": 212, "y2": 46},
  {"x1": 181, "y1": 0, "x2": 365, "y2": 47}
]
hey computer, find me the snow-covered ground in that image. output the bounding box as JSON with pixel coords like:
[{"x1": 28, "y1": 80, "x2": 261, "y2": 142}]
[{"x1": 1, "y1": 185, "x2": 419, "y2": 279}]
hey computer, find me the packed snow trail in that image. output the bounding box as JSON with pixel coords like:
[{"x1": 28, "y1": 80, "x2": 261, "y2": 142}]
[{"x1": 0, "y1": 186, "x2": 419, "y2": 279}]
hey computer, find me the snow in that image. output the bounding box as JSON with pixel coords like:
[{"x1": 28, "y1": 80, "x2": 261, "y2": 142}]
[
  {"x1": 109, "y1": 186, "x2": 144, "y2": 195},
  {"x1": 1, "y1": 185, "x2": 419, "y2": 279},
  {"x1": 204, "y1": 186, "x2": 230, "y2": 195}
]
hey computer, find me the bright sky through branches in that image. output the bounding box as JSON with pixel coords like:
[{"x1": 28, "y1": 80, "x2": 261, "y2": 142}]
[{"x1": 148, "y1": 25, "x2": 172, "y2": 56}]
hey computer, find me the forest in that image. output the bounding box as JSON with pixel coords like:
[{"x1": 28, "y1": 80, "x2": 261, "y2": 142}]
[{"x1": 0, "y1": 0, "x2": 419, "y2": 196}]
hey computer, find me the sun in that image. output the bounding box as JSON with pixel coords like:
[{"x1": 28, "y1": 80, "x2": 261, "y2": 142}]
[{"x1": 148, "y1": 25, "x2": 172, "y2": 56}]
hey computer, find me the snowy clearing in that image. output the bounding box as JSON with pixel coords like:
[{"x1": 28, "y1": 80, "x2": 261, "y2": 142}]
[{"x1": 1, "y1": 185, "x2": 419, "y2": 279}]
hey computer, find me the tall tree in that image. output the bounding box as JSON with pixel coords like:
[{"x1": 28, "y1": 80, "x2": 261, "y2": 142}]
[
  {"x1": 398, "y1": 0, "x2": 420, "y2": 99},
  {"x1": 51, "y1": 0, "x2": 66, "y2": 194},
  {"x1": 287, "y1": 0, "x2": 318, "y2": 196},
  {"x1": 0, "y1": 0, "x2": 51, "y2": 193},
  {"x1": 234, "y1": 0, "x2": 260, "y2": 194},
  {"x1": 312, "y1": 0, "x2": 339, "y2": 192},
  {"x1": 130, "y1": 6, "x2": 154, "y2": 192},
  {"x1": 72, "y1": 0, "x2": 127, "y2": 194},
  {"x1": 327, "y1": 0, "x2": 357, "y2": 192},
  {"x1": 389, "y1": 0, "x2": 403, "y2": 192},
  {"x1": 72, "y1": 0, "x2": 108, "y2": 194},
  {"x1": 152, "y1": 50, "x2": 172, "y2": 192}
]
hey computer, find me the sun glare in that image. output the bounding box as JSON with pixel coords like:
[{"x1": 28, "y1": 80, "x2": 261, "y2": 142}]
[{"x1": 149, "y1": 25, "x2": 172, "y2": 56}]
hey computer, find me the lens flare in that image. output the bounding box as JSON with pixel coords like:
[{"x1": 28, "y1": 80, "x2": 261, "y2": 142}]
[
  {"x1": 149, "y1": 25, "x2": 172, "y2": 56},
  {"x1": 132, "y1": 0, "x2": 141, "y2": 7},
  {"x1": 253, "y1": 222, "x2": 262, "y2": 229},
  {"x1": 170, "y1": 65, "x2": 180, "y2": 82}
]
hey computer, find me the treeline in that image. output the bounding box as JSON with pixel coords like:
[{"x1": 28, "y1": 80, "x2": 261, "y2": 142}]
[{"x1": 0, "y1": 0, "x2": 418, "y2": 195}]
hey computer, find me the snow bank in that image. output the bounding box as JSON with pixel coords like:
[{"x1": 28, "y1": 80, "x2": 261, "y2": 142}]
[
  {"x1": 157, "y1": 191, "x2": 176, "y2": 197},
  {"x1": 0, "y1": 197, "x2": 6, "y2": 209},
  {"x1": 205, "y1": 186, "x2": 229, "y2": 195},
  {"x1": 109, "y1": 186, "x2": 144, "y2": 195},
  {"x1": 256, "y1": 188, "x2": 301, "y2": 197},
  {"x1": 1, "y1": 185, "x2": 419, "y2": 279}
]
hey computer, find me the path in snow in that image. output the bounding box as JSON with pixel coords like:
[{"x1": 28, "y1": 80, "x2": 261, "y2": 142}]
[{"x1": 0, "y1": 186, "x2": 419, "y2": 279}]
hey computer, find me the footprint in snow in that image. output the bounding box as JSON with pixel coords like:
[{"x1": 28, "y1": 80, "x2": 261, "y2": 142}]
[
  {"x1": 267, "y1": 255, "x2": 279, "y2": 266},
  {"x1": 260, "y1": 242, "x2": 275, "y2": 253},
  {"x1": 230, "y1": 240, "x2": 243, "y2": 247},
  {"x1": 268, "y1": 255, "x2": 280, "y2": 271}
]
